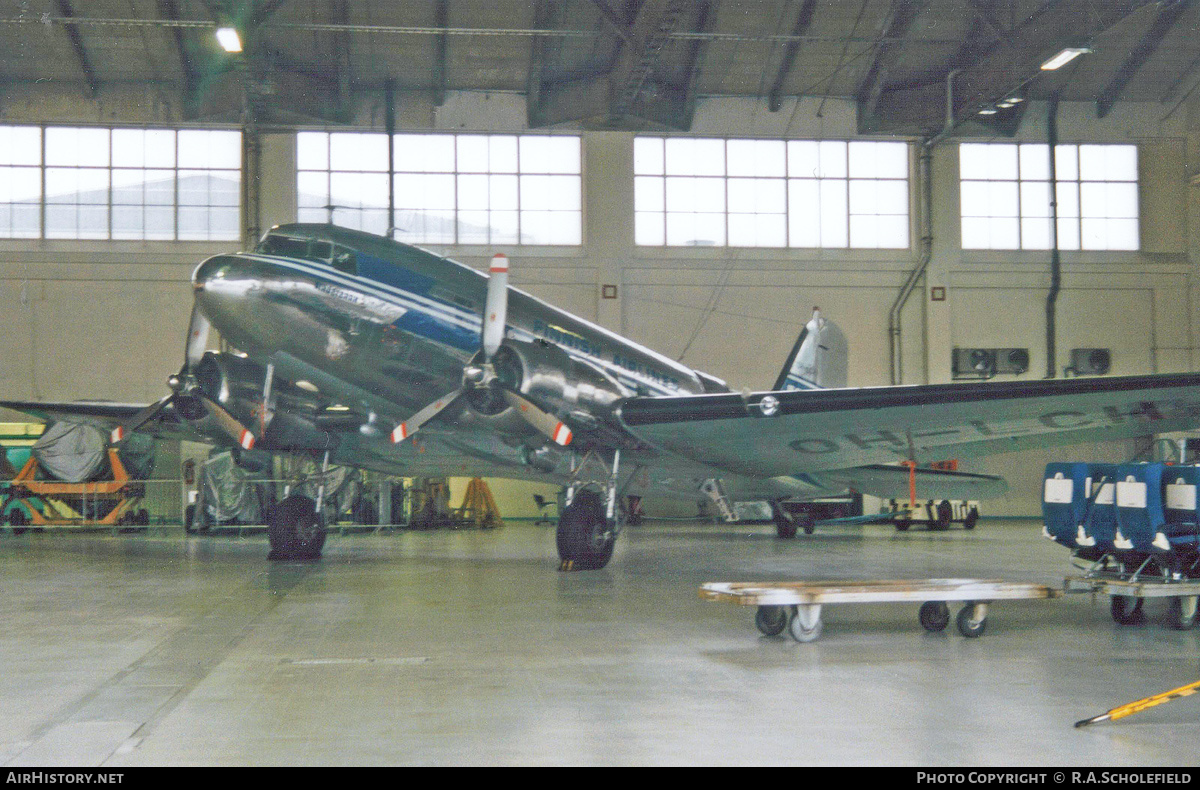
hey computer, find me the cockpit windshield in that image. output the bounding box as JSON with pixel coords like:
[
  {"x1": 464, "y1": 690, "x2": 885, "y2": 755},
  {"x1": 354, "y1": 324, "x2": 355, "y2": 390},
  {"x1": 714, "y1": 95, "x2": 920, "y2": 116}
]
[{"x1": 257, "y1": 233, "x2": 357, "y2": 276}]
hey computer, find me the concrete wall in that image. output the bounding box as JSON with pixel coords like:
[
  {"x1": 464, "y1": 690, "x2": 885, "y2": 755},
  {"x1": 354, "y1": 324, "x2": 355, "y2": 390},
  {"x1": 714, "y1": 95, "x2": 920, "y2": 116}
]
[{"x1": 0, "y1": 86, "x2": 1197, "y2": 518}]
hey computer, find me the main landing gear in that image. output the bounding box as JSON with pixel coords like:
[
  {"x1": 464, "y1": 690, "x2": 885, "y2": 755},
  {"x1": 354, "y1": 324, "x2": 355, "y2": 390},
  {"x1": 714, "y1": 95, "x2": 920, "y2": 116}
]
[
  {"x1": 267, "y1": 449, "x2": 331, "y2": 561},
  {"x1": 267, "y1": 494, "x2": 327, "y2": 561},
  {"x1": 556, "y1": 449, "x2": 635, "y2": 571}
]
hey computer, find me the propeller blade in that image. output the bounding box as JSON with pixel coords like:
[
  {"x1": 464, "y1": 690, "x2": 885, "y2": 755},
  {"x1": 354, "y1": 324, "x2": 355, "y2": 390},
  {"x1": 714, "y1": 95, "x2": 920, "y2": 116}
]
[
  {"x1": 110, "y1": 393, "x2": 175, "y2": 444},
  {"x1": 185, "y1": 305, "x2": 212, "y2": 368},
  {"x1": 482, "y1": 253, "x2": 509, "y2": 359},
  {"x1": 391, "y1": 389, "x2": 464, "y2": 443},
  {"x1": 199, "y1": 396, "x2": 256, "y2": 450},
  {"x1": 501, "y1": 390, "x2": 573, "y2": 446}
]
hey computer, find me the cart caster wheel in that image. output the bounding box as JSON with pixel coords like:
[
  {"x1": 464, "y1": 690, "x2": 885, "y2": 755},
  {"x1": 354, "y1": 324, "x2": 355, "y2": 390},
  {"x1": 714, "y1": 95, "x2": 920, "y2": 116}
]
[
  {"x1": 787, "y1": 606, "x2": 823, "y2": 642},
  {"x1": 1168, "y1": 596, "x2": 1198, "y2": 630},
  {"x1": 788, "y1": 617, "x2": 823, "y2": 643},
  {"x1": 956, "y1": 603, "x2": 987, "y2": 638},
  {"x1": 754, "y1": 605, "x2": 788, "y2": 637},
  {"x1": 934, "y1": 500, "x2": 953, "y2": 530},
  {"x1": 1110, "y1": 595, "x2": 1144, "y2": 625},
  {"x1": 919, "y1": 601, "x2": 951, "y2": 632}
]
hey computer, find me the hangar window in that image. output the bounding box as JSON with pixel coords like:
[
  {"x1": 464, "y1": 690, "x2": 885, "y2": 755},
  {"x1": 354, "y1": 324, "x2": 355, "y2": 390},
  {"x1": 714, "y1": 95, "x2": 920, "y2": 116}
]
[
  {"x1": 0, "y1": 125, "x2": 240, "y2": 241},
  {"x1": 959, "y1": 143, "x2": 1138, "y2": 251},
  {"x1": 0, "y1": 126, "x2": 41, "y2": 238},
  {"x1": 296, "y1": 132, "x2": 582, "y2": 246},
  {"x1": 633, "y1": 137, "x2": 909, "y2": 249}
]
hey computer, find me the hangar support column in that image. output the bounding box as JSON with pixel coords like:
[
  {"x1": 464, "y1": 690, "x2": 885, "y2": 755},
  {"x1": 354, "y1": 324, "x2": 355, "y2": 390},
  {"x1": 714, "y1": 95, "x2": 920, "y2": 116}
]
[
  {"x1": 1189, "y1": 97, "x2": 1200, "y2": 371},
  {"x1": 582, "y1": 131, "x2": 635, "y2": 335},
  {"x1": 921, "y1": 142, "x2": 960, "y2": 384}
]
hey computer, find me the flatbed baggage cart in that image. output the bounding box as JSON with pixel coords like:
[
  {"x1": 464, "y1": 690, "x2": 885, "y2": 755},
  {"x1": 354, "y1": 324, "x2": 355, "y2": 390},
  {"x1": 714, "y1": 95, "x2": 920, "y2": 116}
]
[
  {"x1": 1064, "y1": 575, "x2": 1200, "y2": 629},
  {"x1": 700, "y1": 578, "x2": 1059, "y2": 642}
]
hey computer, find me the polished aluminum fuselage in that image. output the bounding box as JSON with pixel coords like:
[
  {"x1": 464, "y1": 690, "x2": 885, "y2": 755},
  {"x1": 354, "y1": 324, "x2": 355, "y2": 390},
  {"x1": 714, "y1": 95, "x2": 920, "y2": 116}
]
[{"x1": 184, "y1": 225, "x2": 801, "y2": 497}]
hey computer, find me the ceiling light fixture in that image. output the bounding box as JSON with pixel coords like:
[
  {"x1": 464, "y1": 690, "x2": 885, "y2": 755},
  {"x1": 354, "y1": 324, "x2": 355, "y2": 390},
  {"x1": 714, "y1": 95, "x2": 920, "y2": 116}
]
[
  {"x1": 978, "y1": 108, "x2": 998, "y2": 115},
  {"x1": 216, "y1": 26, "x2": 243, "y2": 53},
  {"x1": 1040, "y1": 47, "x2": 1090, "y2": 71}
]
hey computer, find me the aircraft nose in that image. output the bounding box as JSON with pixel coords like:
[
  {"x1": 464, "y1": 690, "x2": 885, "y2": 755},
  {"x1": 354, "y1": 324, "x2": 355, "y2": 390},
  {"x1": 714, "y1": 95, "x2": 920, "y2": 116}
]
[{"x1": 192, "y1": 254, "x2": 246, "y2": 291}]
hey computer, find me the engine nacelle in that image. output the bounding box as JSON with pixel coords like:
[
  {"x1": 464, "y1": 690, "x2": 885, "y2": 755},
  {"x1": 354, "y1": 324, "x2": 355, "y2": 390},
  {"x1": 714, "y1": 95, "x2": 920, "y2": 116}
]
[
  {"x1": 191, "y1": 352, "x2": 330, "y2": 450},
  {"x1": 468, "y1": 340, "x2": 631, "y2": 430}
]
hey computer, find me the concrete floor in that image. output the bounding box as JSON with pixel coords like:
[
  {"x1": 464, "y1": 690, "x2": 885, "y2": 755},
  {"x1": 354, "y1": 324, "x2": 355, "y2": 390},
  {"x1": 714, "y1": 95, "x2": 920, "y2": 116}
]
[{"x1": 1, "y1": 518, "x2": 1198, "y2": 766}]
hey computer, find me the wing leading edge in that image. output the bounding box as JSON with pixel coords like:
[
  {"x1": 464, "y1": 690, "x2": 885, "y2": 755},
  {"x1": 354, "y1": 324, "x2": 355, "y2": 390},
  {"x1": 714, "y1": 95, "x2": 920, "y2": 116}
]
[{"x1": 618, "y1": 373, "x2": 1200, "y2": 479}]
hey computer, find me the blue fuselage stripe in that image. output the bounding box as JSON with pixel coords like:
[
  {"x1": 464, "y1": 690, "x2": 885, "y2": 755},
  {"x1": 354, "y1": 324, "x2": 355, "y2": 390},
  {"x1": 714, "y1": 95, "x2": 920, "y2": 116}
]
[{"x1": 243, "y1": 253, "x2": 681, "y2": 395}]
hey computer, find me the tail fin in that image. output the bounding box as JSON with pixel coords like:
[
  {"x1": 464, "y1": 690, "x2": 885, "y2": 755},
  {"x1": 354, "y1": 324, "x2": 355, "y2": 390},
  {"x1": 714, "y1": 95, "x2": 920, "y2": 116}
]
[{"x1": 773, "y1": 308, "x2": 848, "y2": 391}]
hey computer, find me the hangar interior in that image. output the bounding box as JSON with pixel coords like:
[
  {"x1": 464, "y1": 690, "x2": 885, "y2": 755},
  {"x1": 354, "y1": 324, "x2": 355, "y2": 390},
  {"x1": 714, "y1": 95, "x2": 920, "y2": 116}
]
[{"x1": 2, "y1": 0, "x2": 1200, "y2": 767}]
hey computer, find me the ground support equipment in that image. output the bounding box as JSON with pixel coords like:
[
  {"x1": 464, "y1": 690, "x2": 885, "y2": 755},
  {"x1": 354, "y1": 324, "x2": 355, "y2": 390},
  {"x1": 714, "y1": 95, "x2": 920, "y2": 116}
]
[
  {"x1": 701, "y1": 578, "x2": 1058, "y2": 642},
  {"x1": 0, "y1": 449, "x2": 146, "y2": 530},
  {"x1": 447, "y1": 477, "x2": 503, "y2": 530},
  {"x1": 885, "y1": 499, "x2": 980, "y2": 531},
  {"x1": 1064, "y1": 574, "x2": 1200, "y2": 630}
]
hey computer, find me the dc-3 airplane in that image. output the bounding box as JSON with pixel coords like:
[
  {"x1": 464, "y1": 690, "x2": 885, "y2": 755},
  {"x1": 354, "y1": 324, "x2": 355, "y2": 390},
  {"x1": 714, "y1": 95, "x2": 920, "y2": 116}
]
[{"x1": 6, "y1": 222, "x2": 1200, "y2": 568}]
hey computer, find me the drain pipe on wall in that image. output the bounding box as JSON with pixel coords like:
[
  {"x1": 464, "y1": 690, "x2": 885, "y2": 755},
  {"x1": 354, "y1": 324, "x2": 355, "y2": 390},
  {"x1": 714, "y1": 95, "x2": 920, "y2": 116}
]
[
  {"x1": 889, "y1": 69, "x2": 959, "y2": 385},
  {"x1": 889, "y1": 142, "x2": 933, "y2": 385},
  {"x1": 1045, "y1": 93, "x2": 1061, "y2": 378}
]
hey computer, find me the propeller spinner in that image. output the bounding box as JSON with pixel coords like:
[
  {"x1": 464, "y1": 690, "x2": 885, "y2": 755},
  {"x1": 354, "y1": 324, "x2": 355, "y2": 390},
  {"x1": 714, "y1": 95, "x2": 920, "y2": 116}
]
[{"x1": 391, "y1": 253, "x2": 573, "y2": 447}]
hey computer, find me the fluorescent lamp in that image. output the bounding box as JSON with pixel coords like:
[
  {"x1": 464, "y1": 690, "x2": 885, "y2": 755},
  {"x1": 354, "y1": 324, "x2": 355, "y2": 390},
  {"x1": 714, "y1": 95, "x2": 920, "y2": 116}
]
[
  {"x1": 978, "y1": 108, "x2": 998, "y2": 116},
  {"x1": 216, "y1": 26, "x2": 242, "y2": 53},
  {"x1": 1040, "y1": 47, "x2": 1089, "y2": 71}
]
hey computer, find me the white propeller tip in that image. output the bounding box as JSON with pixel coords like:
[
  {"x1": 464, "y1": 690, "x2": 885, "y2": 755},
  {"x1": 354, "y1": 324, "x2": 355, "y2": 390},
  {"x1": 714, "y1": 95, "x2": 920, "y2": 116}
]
[
  {"x1": 391, "y1": 423, "x2": 410, "y2": 443},
  {"x1": 490, "y1": 253, "x2": 509, "y2": 273},
  {"x1": 239, "y1": 430, "x2": 255, "y2": 450},
  {"x1": 110, "y1": 426, "x2": 125, "y2": 443},
  {"x1": 552, "y1": 422, "x2": 573, "y2": 446}
]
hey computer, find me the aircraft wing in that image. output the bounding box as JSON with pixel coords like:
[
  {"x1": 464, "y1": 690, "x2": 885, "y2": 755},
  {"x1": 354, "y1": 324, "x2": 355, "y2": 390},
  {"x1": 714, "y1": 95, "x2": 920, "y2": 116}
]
[
  {"x1": 0, "y1": 399, "x2": 191, "y2": 440},
  {"x1": 618, "y1": 373, "x2": 1200, "y2": 480}
]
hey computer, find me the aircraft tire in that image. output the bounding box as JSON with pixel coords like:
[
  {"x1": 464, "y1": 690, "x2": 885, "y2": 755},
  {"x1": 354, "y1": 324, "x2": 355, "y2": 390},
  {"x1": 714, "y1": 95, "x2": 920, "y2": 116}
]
[
  {"x1": 772, "y1": 502, "x2": 797, "y2": 539},
  {"x1": 267, "y1": 494, "x2": 327, "y2": 561},
  {"x1": 774, "y1": 515, "x2": 797, "y2": 539},
  {"x1": 556, "y1": 489, "x2": 613, "y2": 570}
]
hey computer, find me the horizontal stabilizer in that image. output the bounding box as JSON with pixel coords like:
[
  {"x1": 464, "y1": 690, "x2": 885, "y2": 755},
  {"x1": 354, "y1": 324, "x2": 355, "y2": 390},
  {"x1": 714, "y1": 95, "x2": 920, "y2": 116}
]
[{"x1": 820, "y1": 465, "x2": 1009, "y2": 501}]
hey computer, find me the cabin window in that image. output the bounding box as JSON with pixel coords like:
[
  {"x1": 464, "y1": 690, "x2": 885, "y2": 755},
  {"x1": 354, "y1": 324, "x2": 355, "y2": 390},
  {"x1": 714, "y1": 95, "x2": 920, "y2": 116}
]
[
  {"x1": 257, "y1": 234, "x2": 310, "y2": 259},
  {"x1": 331, "y1": 248, "x2": 357, "y2": 275}
]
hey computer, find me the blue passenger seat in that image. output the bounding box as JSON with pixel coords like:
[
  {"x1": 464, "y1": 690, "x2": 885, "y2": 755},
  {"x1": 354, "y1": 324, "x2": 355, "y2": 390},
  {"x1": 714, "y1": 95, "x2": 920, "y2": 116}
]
[
  {"x1": 1081, "y1": 463, "x2": 1120, "y2": 552},
  {"x1": 1042, "y1": 463, "x2": 1090, "y2": 549},
  {"x1": 1161, "y1": 465, "x2": 1200, "y2": 552},
  {"x1": 1113, "y1": 463, "x2": 1168, "y2": 553}
]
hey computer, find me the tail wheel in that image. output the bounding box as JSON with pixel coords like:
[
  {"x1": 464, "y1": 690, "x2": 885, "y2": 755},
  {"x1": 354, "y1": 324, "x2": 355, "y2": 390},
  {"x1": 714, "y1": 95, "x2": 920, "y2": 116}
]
[
  {"x1": 556, "y1": 489, "x2": 614, "y2": 570},
  {"x1": 963, "y1": 506, "x2": 979, "y2": 531},
  {"x1": 772, "y1": 503, "x2": 797, "y2": 539},
  {"x1": 267, "y1": 494, "x2": 327, "y2": 561}
]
